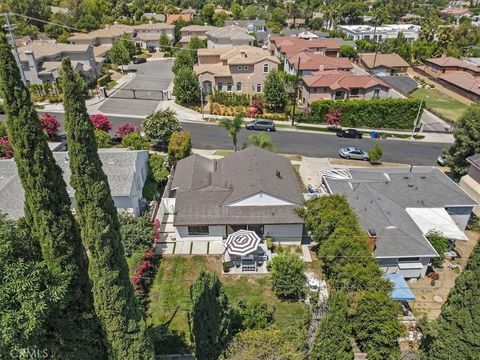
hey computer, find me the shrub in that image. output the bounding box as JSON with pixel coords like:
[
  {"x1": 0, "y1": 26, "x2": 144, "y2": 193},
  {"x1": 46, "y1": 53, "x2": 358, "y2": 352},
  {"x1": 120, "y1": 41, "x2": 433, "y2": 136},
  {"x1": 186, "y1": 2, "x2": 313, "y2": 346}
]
[
  {"x1": 426, "y1": 230, "x2": 449, "y2": 267},
  {"x1": 325, "y1": 107, "x2": 342, "y2": 127},
  {"x1": 235, "y1": 296, "x2": 273, "y2": 330},
  {"x1": 269, "y1": 252, "x2": 306, "y2": 299},
  {"x1": 116, "y1": 123, "x2": 137, "y2": 139},
  {"x1": 222, "y1": 261, "x2": 230, "y2": 273},
  {"x1": 168, "y1": 131, "x2": 191, "y2": 163},
  {"x1": 119, "y1": 212, "x2": 154, "y2": 256},
  {"x1": 266, "y1": 237, "x2": 273, "y2": 251},
  {"x1": 94, "y1": 129, "x2": 111, "y2": 148},
  {"x1": 306, "y1": 99, "x2": 423, "y2": 129},
  {"x1": 122, "y1": 131, "x2": 150, "y2": 150},
  {"x1": 40, "y1": 113, "x2": 60, "y2": 139},
  {"x1": 90, "y1": 114, "x2": 112, "y2": 132},
  {"x1": 0, "y1": 136, "x2": 13, "y2": 159},
  {"x1": 368, "y1": 144, "x2": 383, "y2": 164},
  {"x1": 97, "y1": 74, "x2": 112, "y2": 87},
  {"x1": 149, "y1": 154, "x2": 169, "y2": 183}
]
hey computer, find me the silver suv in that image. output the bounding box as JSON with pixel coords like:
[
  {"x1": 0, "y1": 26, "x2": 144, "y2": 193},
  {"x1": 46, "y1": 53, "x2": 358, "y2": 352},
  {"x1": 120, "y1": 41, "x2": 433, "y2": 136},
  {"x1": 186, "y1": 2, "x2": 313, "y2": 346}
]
[{"x1": 246, "y1": 119, "x2": 276, "y2": 132}]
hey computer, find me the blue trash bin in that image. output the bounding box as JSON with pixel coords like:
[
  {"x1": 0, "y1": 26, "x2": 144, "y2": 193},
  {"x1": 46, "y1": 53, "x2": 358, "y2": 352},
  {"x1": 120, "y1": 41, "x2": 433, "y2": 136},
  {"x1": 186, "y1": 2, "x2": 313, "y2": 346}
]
[{"x1": 370, "y1": 131, "x2": 377, "y2": 138}]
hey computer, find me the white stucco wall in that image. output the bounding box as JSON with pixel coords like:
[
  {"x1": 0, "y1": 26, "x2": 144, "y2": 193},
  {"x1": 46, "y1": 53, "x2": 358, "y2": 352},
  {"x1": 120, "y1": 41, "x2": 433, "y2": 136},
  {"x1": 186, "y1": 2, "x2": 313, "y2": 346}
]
[{"x1": 378, "y1": 257, "x2": 431, "y2": 278}]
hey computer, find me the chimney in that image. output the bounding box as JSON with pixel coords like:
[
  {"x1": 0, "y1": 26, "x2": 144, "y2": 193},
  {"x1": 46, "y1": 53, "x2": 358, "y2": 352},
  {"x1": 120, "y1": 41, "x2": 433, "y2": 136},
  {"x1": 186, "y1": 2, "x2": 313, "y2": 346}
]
[
  {"x1": 368, "y1": 229, "x2": 377, "y2": 252},
  {"x1": 240, "y1": 50, "x2": 247, "y2": 58},
  {"x1": 318, "y1": 64, "x2": 324, "y2": 71}
]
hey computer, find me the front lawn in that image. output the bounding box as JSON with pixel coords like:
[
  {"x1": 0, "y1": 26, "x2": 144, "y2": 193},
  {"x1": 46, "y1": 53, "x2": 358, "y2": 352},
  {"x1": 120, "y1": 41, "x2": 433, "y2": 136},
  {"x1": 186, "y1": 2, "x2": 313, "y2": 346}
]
[
  {"x1": 146, "y1": 255, "x2": 310, "y2": 354},
  {"x1": 410, "y1": 88, "x2": 468, "y2": 123}
]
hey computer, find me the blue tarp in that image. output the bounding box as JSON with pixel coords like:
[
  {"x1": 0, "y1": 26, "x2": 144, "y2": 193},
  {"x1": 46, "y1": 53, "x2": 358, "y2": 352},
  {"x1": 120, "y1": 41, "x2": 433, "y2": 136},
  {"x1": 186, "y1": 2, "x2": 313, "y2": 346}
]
[{"x1": 385, "y1": 273, "x2": 415, "y2": 301}]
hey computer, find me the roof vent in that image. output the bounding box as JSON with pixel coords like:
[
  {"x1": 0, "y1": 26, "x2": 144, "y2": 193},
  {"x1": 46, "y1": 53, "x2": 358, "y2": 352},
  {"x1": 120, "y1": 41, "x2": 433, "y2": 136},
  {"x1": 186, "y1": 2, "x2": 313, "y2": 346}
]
[
  {"x1": 276, "y1": 170, "x2": 282, "y2": 179},
  {"x1": 421, "y1": 176, "x2": 426, "y2": 179},
  {"x1": 408, "y1": 184, "x2": 413, "y2": 188},
  {"x1": 403, "y1": 176, "x2": 409, "y2": 179}
]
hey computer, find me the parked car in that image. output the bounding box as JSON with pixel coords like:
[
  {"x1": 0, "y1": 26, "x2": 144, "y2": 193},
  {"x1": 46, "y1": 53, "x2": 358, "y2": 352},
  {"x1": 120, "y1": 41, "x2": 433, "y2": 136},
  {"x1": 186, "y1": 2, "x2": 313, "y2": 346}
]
[
  {"x1": 336, "y1": 128, "x2": 363, "y2": 139},
  {"x1": 147, "y1": 46, "x2": 156, "y2": 53},
  {"x1": 437, "y1": 154, "x2": 447, "y2": 166},
  {"x1": 132, "y1": 57, "x2": 147, "y2": 64},
  {"x1": 245, "y1": 119, "x2": 276, "y2": 132},
  {"x1": 338, "y1": 147, "x2": 369, "y2": 161}
]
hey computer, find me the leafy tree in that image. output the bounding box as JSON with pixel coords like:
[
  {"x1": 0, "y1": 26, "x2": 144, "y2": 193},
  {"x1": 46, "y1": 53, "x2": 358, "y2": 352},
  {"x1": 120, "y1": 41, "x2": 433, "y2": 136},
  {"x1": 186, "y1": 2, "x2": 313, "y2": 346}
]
[
  {"x1": 173, "y1": 68, "x2": 201, "y2": 104},
  {"x1": 119, "y1": 212, "x2": 154, "y2": 256},
  {"x1": 311, "y1": 291, "x2": 353, "y2": 360},
  {"x1": 426, "y1": 230, "x2": 449, "y2": 267},
  {"x1": 411, "y1": 39, "x2": 437, "y2": 63},
  {"x1": 446, "y1": 103, "x2": 480, "y2": 177},
  {"x1": 0, "y1": 36, "x2": 106, "y2": 359},
  {"x1": 368, "y1": 143, "x2": 383, "y2": 164},
  {"x1": 243, "y1": 5, "x2": 260, "y2": 20},
  {"x1": 263, "y1": 70, "x2": 289, "y2": 111},
  {"x1": 40, "y1": 113, "x2": 60, "y2": 139},
  {"x1": 352, "y1": 291, "x2": 404, "y2": 360},
  {"x1": 270, "y1": 252, "x2": 306, "y2": 299},
  {"x1": 200, "y1": 3, "x2": 216, "y2": 24},
  {"x1": 420, "y1": 239, "x2": 480, "y2": 359},
  {"x1": 189, "y1": 271, "x2": 233, "y2": 360},
  {"x1": 143, "y1": 108, "x2": 182, "y2": 144},
  {"x1": 94, "y1": 129, "x2": 112, "y2": 148},
  {"x1": 149, "y1": 154, "x2": 170, "y2": 183},
  {"x1": 235, "y1": 296, "x2": 273, "y2": 330},
  {"x1": 189, "y1": 36, "x2": 207, "y2": 62},
  {"x1": 387, "y1": 0, "x2": 411, "y2": 22},
  {"x1": 231, "y1": 2, "x2": 244, "y2": 19},
  {"x1": 246, "y1": 133, "x2": 277, "y2": 152},
  {"x1": 60, "y1": 58, "x2": 154, "y2": 359},
  {"x1": 173, "y1": 18, "x2": 188, "y2": 44},
  {"x1": 219, "y1": 114, "x2": 243, "y2": 152},
  {"x1": 90, "y1": 114, "x2": 113, "y2": 132},
  {"x1": 355, "y1": 39, "x2": 376, "y2": 52},
  {"x1": 339, "y1": 45, "x2": 358, "y2": 59},
  {"x1": 159, "y1": 33, "x2": 171, "y2": 53},
  {"x1": 213, "y1": 11, "x2": 229, "y2": 27},
  {"x1": 173, "y1": 49, "x2": 196, "y2": 74},
  {"x1": 109, "y1": 39, "x2": 130, "y2": 73},
  {"x1": 119, "y1": 33, "x2": 137, "y2": 59},
  {"x1": 168, "y1": 131, "x2": 192, "y2": 163},
  {"x1": 122, "y1": 131, "x2": 150, "y2": 150},
  {"x1": 222, "y1": 326, "x2": 303, "y2": 360}
]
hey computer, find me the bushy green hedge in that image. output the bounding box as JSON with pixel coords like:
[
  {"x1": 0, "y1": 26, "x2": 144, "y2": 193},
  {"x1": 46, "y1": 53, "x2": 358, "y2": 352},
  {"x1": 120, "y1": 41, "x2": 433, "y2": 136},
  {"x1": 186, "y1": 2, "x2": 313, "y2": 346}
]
[
  {"x1": 211, "y1": 90, "x2": 261, "y2": 107},
  {"x1": 97, "y1": 74, "x2": 112, "y2": 87},
  {"x1": 304, "y1": 98, "x2": 423, "y2": 129}
]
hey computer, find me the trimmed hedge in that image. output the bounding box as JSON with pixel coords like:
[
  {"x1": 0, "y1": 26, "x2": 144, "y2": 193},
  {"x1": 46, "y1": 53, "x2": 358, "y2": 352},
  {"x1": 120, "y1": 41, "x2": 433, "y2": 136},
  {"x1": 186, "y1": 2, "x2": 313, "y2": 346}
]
[
  {"x1": 211, "y1": 90, "x2": 262, "y2": 107},
  {"x1": 303, "y1": 98, "x2": 423, "y2": 129},
  {"x1": 97, "y1": 74, "x2": 112, "y2": 87}
]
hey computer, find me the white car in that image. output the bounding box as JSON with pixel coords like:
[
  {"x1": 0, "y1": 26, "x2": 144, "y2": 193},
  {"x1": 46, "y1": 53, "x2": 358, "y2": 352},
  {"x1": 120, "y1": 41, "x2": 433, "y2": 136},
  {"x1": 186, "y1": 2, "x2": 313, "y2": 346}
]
[
  {"x1": 437, "y1": 154, "x2": 447, "y2": 166},
  {"x1": 339, "y1": 147, "x2": 369, "y2": 161}
]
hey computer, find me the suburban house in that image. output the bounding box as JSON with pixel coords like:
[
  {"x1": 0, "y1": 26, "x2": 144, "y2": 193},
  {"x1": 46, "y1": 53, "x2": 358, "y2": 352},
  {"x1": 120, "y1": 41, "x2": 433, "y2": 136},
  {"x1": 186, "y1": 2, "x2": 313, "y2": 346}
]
[
  {"x1": 460, "y1": 154, "x2": 480, "y2": 216},
  {"x1": 440, "y1": 8, "x2": 473, "y2": 23},
  {"x1": 269, "y1": 36, "x2": 341, "y2": 59},
  {"x1": 132, "y1": 23, "x2": 175, "y2": 47},
  {"x1": 400, "y1": 13, "x2": 422, "y2": 23},
  {"x1": 179, "y1": 25, "x2": 217, "y2": 47},
  {"x1": 281, "y1": 28, "x2": 329, "y2": 39},
  {"x1": 358, "y1": 53, "x2": 410, "y2": 75},
  {"x1": 424, "y1": 56, "x2": 480, "y2": 77},
  {"x1": 166, "y1": 14, "x2": 191, "y2": 25},
  {"x1": 300, "y1": 71, "x2": 390, "y2": 103},
  {"x1": 224, "y1": 19, "x2": 270, "y2": 44},
  {"x1": 323, "y1": 167, "x2": 477, "y2": 278},
  {"x1": 194, "y1": 45, "x2": 279, "y2": 95},
  {"x1": 181, "y1": 8, "x2": 198, "y2": 19},
  {"x1": 68, "y1": 24, "x2": 133, "y2": 46},
  {"x1": 0, "y1": 149, "x2": 150, "y2": 219},
  {"x1": 206, "y1": 26, "x2": 255, "y2": 48},
  {"x1": 337, "y1": 24, "x2": 421, "y2": 41},
  {"x1": 16, "y1": 41, "x2": 99, "y2": 85},
  {"x1": 162, "y1": 147, "x2": 305, "y2": 243},
  {"x1": 142, "y1": 13, "x2": 166, "y2": 22},
  {"x1": 285, "y1": 50, "x2": 353, "y2": 75}
]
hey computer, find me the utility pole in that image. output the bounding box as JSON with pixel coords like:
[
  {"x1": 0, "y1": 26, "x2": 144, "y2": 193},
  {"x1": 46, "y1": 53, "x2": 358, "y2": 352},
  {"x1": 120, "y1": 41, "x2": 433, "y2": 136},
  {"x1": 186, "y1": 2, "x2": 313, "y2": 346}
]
[
  {"x1": 411, "y1": 99, "x2": 423, "y2": 139},
  {"x1": 199, "y1": 75, "x2": 204, "y2": 120},
  {"x1": 2, "y1": 12, "x2": 27, "y2": 85},
  {"x1": 291, "y1": 56, "x2": 301, "y2": 126}
]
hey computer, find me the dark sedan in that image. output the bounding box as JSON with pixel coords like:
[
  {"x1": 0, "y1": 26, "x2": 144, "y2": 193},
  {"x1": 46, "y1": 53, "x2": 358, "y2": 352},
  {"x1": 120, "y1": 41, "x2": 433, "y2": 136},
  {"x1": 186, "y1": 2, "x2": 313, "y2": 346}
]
[
  {"x1": 336, "y1": 128, "x2": 363, "y2": 139},
  {"x1": 132, "y1": 57, "x2": 147, "y2": 64}
]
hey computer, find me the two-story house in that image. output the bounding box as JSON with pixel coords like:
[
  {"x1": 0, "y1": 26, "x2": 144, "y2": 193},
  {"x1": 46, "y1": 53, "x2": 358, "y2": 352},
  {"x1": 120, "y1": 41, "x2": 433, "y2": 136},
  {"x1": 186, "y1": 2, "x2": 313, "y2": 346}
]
[
  {"x1": 337, "y1": 24, "x2": 421, "y2": 41},
  {"x1": 224, "y1": 20, "x2": 270, "y2": 44},
  {"x1": 179, "y1": 25, "x2": 218, "y2": 47},
  {"x1": 269, "y1": 36, "x2": 341, "y2": 59},
  {"x1": 206, "y1": 26, "x2": 255, "y2": 48},
  {"x1": 194, "y1": 46, "x2": 280, "y2": 95},
  {"x1": 285, "y1": 50, "x2": 353, "y2": 76}
]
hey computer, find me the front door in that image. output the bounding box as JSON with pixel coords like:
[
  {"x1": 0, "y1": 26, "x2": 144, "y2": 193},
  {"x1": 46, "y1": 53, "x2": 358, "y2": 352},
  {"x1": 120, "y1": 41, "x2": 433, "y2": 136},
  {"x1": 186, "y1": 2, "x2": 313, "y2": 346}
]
[{"x1": 202, "y1": 81, "x2": 212, "y2": 96}]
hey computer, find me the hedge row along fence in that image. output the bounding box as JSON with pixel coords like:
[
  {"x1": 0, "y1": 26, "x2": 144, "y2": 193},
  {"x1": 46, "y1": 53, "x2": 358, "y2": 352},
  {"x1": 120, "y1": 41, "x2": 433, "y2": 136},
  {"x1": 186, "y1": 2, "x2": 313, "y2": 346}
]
[
  {"x1": 302, "y1": 98, "x2": 424, "y2": 129},
  {"x1": 211, "y1": 89, "x2": 262, "y2": 107}
]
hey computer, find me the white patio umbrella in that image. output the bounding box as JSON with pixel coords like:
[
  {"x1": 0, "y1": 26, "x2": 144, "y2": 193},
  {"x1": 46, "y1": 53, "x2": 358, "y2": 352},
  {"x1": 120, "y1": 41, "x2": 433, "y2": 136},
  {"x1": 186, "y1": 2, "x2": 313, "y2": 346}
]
[{"x1": 223, "y1": 229, "x2": 261, "y2": 257}]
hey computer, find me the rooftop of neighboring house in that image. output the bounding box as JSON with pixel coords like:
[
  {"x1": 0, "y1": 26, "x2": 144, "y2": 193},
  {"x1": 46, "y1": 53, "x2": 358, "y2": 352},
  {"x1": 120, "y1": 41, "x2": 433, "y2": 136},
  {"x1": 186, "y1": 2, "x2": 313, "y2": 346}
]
[
  {"x1": 359, "y1": 53, "x2": 410, "y2": 69},
  {"x1": 180, "y1": 25, "x2": 218, "y2": 33},
  {"x1": 288, "y1": 50, "x2": 353, "y2": 71},
  {"x1": 16, "y1": 42, "x2": 92, "y2": 62},
  {"x1": 281, "y1": 28, "x2": 329, "y2": 38},
  {"x1": 323, "y1": 167, "x2": 476, "y2": 258},
  {"x1": 270, "y1": 36, "x2": 342, "y2": 53},
  {"x1": 400, "y1": 13, "x2": 422, "y2": 20},
  {"x1": 93, "y1": 44, "x2": 111, "y2": 58},
  {"x1": 0, "y1": 150, "x2": 149, "y2": 220},
  {"x1": 206, "y1": 25, "x2": 255, "y2": 41},
  {"x1": 425, "y1": 56, "x2": 480, "y2": 74},
  {"x1": 179, "y1": 35, "x2": 207, "y2": 44},
  {"x1": 68, "y1": 24, "x2": 133, "y2": 41},
  {"x1": 337, "y1": 24, "x2": 421, "y2": 33},
  {"x1": 467, "y1": 154, "x2": 480, "y2": 170},
  {"x1": 166, "y1": 13, "x2": 191, "y2": 25},
  {"x1": 134, "y1": 22, "x2": 174, "y2": 31},
  {"x1": 302, "y1": 71, "x2": 390, "y2": 90},
  {"x1": 181, "y1": 8, "x2": 197, "y2": 14},
  {"x1": 142, "y1": 13, "x2": 166, "y2": 22},
  {"x1": 440, "y1": 7, "x2": 472, "y2": 15},
  {"x1": 224, "y1": 19, "x2": 267, "y2": 27},
  {"x1": 439, "y1": 71, "x2": 480, "y2": 96},
  {"x1": 171, "y1": 147, "x2": 304, "y2": 226}
]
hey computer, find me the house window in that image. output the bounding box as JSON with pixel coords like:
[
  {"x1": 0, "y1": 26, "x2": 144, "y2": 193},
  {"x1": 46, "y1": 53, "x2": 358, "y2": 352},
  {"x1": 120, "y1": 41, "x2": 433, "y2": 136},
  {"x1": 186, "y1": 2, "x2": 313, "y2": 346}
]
[
  {"x1": 236, "y1": 82, "x2": 242, "y2": 91},
  {"x1": 188, "y1": 226, "x2": 209, "y2": 236},
  {"x1": 218, "y1": 83, "x2": 223, "y2": 91},
  {"x1": 256, "y1": 84, "x2": 262, "y2": 93},
  {"x1": 263, "y1": 63, "x2": 269, "y2": 73},
  {"x1": 227, "y1": 83, "x2": 232, "y2": 92},
  {"x1": 350, "y1": 88, "x2": 359, "y2": 97},
  {"x1": 373, "y1": 88, "x2": 380, "y2": 99},
  {"x1": 398, "y1": 257, "x2": 420, "y2": 262},
  {"x1": 335, "y1": 90, "x2": 344, "y2": 99}
]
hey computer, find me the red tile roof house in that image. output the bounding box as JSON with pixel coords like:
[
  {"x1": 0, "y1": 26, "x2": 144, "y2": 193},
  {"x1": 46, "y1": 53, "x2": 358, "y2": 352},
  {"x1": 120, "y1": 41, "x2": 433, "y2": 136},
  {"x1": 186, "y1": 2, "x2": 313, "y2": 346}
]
[
  {"x1": 285, "y1": 50, "x2": 353, "y2": 76},
  {"x1": 300, "y1": 71, "x2": 391, "y2": 104},
  {"x1": 166, "y1": 13, "x2": 191, "y2": 25},
  {"x1": 269, "y1": 36, "x2": 341, "y2": 59},
  {"x1": 440, "y1": 8, "x2": 473, "y2": 23}
]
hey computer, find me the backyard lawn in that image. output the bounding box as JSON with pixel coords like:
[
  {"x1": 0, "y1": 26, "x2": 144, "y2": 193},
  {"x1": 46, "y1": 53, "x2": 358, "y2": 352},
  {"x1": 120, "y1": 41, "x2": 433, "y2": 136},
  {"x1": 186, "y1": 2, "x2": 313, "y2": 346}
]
[
  {"x1": 410, "y1": 88, "x2": 468, "y2": 123},
  {"x1": 146, "y1": 255, "x2": 310, "y2": 354}
]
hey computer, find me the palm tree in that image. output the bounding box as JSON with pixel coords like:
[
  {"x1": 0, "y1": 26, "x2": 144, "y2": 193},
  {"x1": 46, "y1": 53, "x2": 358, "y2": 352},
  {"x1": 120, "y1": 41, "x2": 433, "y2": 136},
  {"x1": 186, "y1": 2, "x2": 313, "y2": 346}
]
[{"x1": 219, "y1": 113, "x2": 243, "y2": 152}]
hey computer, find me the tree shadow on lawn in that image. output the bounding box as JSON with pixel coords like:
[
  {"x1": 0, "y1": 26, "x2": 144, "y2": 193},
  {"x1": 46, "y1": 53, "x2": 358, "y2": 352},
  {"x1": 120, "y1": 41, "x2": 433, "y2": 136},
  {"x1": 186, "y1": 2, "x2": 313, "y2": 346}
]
[{"x1": 148, "y1": 306, "x2": 191, "y2": 355}]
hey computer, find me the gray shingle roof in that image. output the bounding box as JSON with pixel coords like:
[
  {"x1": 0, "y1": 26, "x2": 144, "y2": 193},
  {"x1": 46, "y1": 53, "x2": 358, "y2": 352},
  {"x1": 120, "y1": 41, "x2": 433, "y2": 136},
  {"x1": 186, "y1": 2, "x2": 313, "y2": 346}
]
[
  {"x1": 467, "y1": 154, "x2": 480, "y2": 169},
  {"x1": 324, "y1": 167, "x2": 476, "y2": 258},
  {"x1": 0, "y1": 149, "x2": 148, "y2": 220},
  {"x1": 172, "y1": 147, "x2": 304, "y2": 226}
]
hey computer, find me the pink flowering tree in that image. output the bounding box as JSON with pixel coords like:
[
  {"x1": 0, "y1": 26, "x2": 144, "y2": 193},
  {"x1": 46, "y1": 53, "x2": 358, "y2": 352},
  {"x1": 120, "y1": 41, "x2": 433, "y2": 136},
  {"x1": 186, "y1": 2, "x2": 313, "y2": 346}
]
[
  {"x1": 89, "y1": 114, "x2": 112, "y2": 132},
  {"x1": 246, "y1": 97, "x2": 264, "y2": 117},
  {"x1": 40, "y1": 113, "x2": 60, "y2": 139},
  {"x1": 0, "y1": 136, "x2": 13, "y2": 159},
  {"x1": 115, "y1": 123, "x2": 137, "y2": 139},
  {"x1": 324, "y1": 107, "x2": 342, "y2": 127}
]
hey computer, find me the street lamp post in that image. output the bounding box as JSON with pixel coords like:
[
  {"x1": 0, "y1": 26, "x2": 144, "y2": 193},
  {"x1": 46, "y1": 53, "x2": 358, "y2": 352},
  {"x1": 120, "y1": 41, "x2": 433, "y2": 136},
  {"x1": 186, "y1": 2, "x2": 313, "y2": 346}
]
[{"x1": 199, "y1": 75, "x2": 204, "y2": 120}]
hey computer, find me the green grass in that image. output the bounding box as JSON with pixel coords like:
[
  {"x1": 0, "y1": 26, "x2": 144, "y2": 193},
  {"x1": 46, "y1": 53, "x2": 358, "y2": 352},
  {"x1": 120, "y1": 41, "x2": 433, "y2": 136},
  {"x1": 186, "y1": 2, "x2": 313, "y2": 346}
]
[
  {"x1": 106, "y1": 80, "x2": 118, "y2": 90},
  {"x1": 410, "y1": 88, "x2": 468, "y2": 123},
  {"x1": 146, "y1": 256, "x2": 310, "y2": 353},
  {"x1": 142, "y1": 175, "x2": 158, "y2": 201}
]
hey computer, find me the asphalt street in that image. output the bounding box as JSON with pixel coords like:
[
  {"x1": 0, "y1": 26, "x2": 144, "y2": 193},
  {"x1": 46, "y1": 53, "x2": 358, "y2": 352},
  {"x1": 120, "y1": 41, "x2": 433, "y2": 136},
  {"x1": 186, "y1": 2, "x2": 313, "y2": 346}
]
[
  {"x1": 98, "y1": 59, "x2": 174, "y2": 116},
  {"x1": 40, "y1": 112, "x2": 447, "y2": 166}
]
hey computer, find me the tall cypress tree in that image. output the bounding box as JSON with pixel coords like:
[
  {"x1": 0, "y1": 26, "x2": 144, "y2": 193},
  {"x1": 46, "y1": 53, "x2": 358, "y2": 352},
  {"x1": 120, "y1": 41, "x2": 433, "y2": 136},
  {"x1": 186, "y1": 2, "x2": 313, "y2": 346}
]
[
  {"x1": 0, "y1": 36, "x2": 106, "y2": 359},
  {"x1": 60, "y1": 58, "x2": 154, "y2": 359}
]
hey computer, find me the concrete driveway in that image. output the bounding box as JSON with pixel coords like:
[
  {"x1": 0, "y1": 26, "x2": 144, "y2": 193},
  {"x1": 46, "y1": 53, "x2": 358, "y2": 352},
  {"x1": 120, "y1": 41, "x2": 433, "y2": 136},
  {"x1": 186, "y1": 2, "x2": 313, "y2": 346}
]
[{"x1": 99, "y1": 59, "x2": 173, "y2": 116}]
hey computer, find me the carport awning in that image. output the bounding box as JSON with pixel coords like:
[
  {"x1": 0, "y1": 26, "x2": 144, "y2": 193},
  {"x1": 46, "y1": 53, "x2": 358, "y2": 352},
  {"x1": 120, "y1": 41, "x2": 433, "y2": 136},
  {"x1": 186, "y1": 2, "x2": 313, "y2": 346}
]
[
  {"x1": 406, "y1": 207, "x2": 468, "y2": 241},
  {"x1": 385, "y1": 273, "x2": 415, "y2": 301}
]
